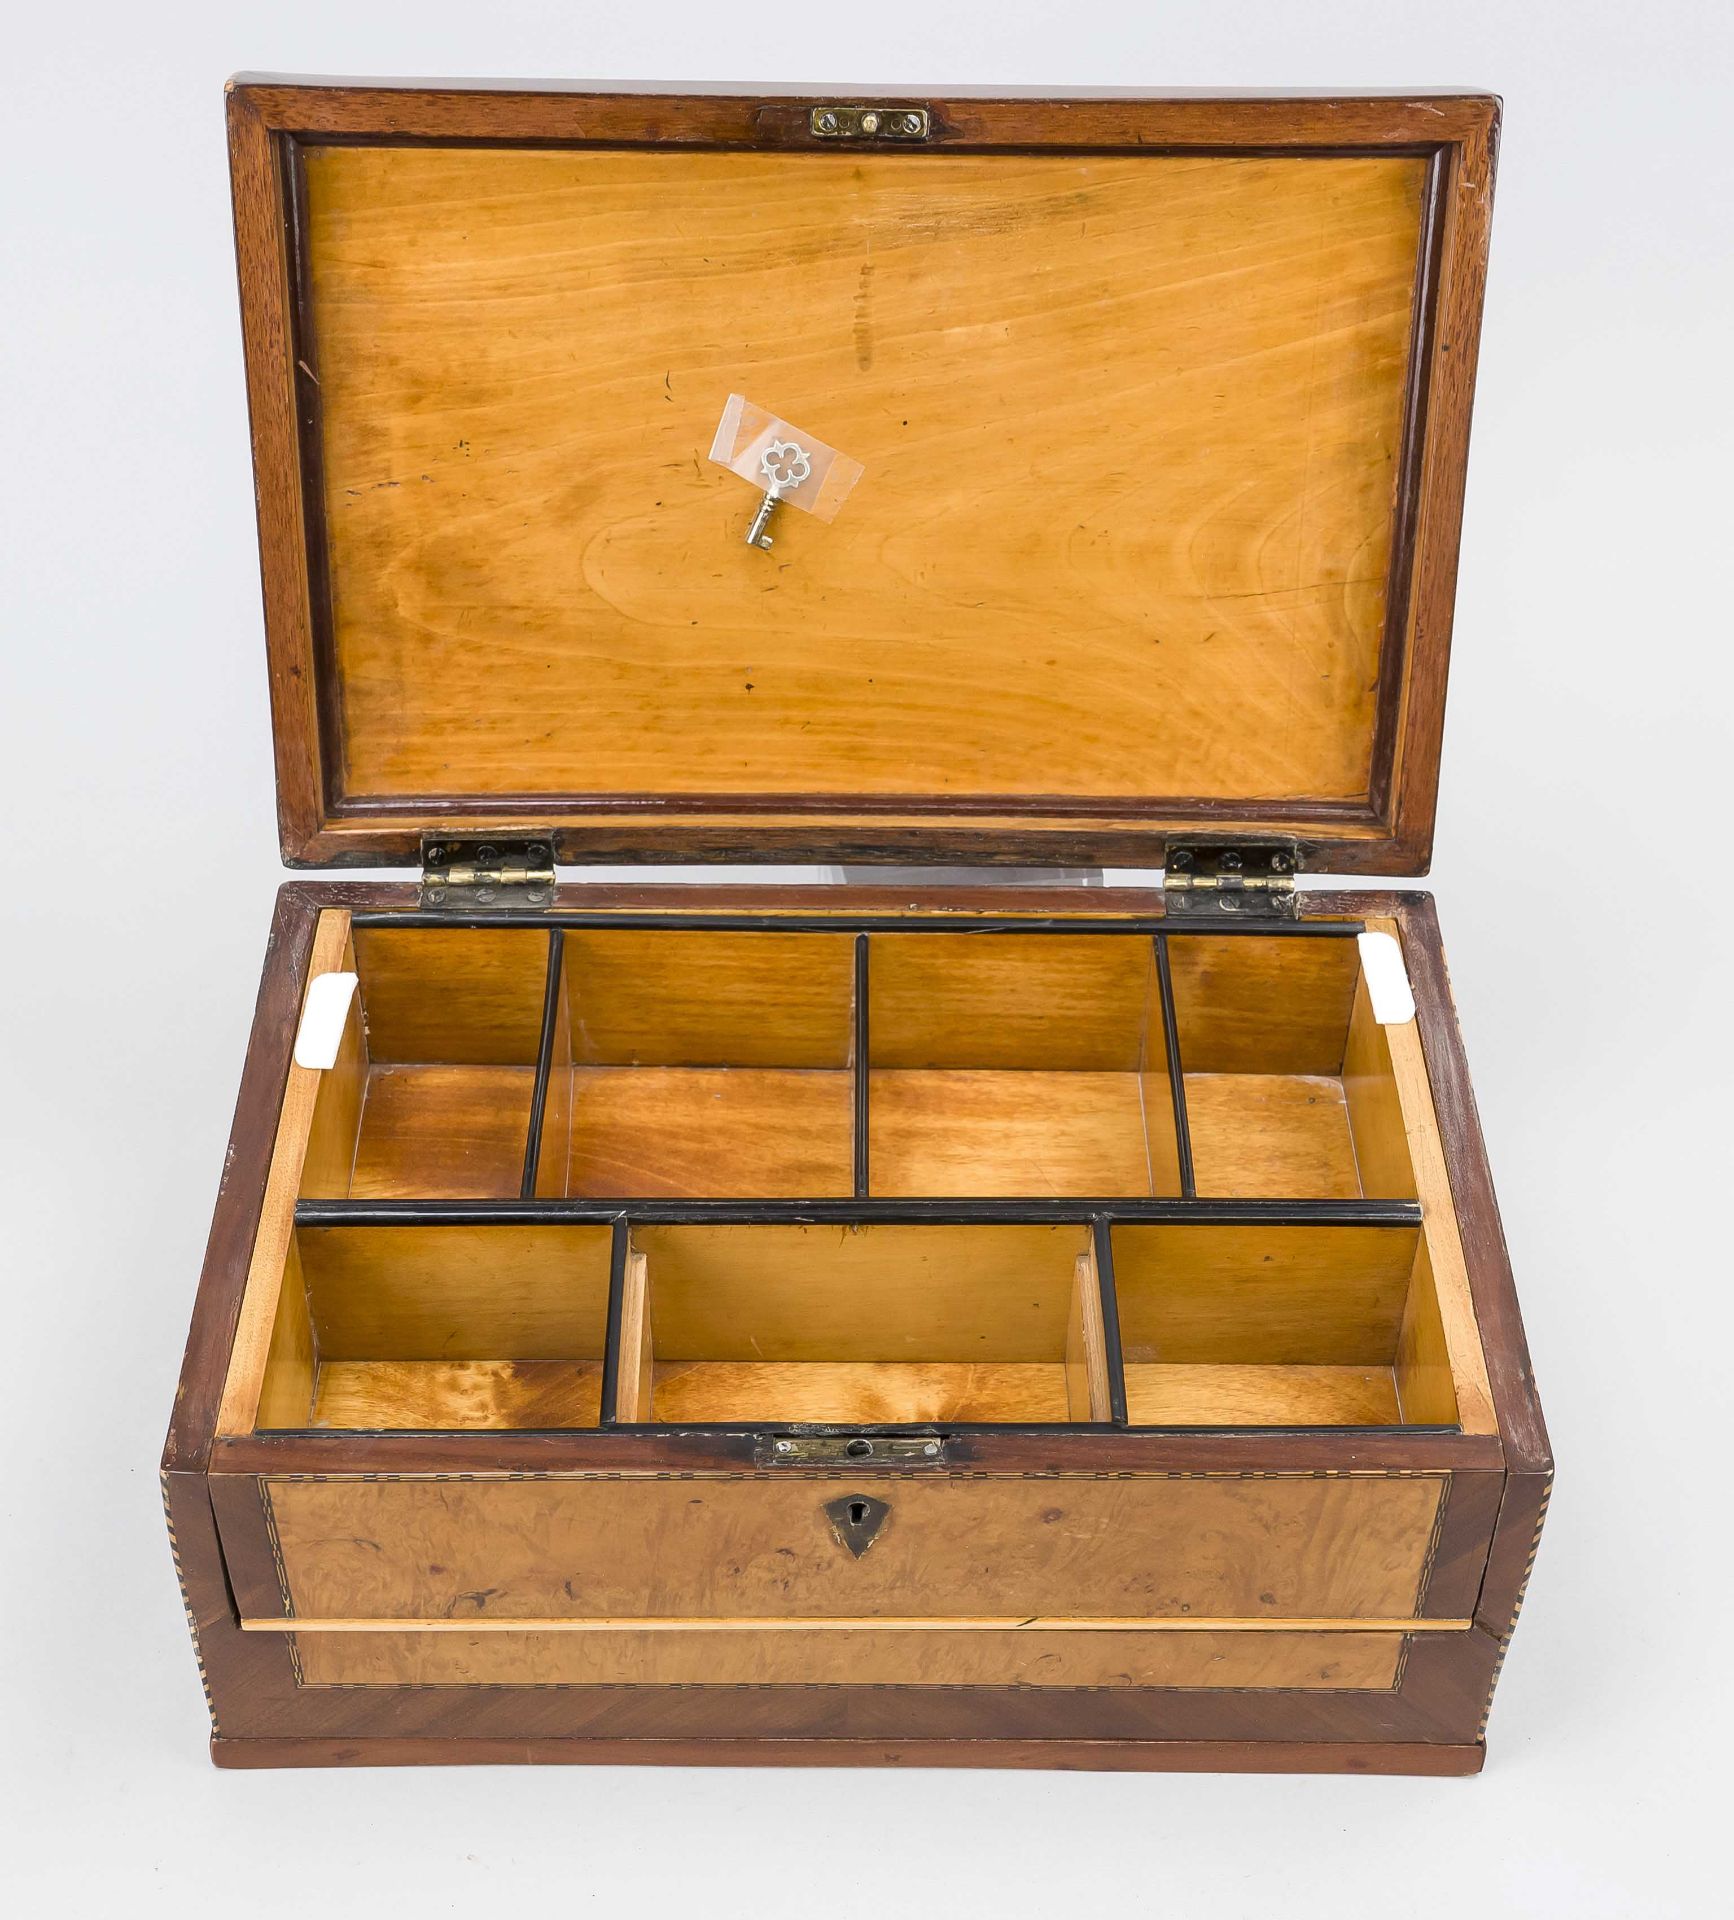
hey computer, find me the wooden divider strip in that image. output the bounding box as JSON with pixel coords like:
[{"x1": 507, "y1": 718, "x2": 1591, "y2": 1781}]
[
  {"x1": 616, "y1": 1245, "x2": 654, "y2": 1421},
  {"x1": 1066, "y1": 1249, "x2": 1112, "y2": 1421},
  {"x1": 1366, "y1": 915, "x2": 1496, "y2": 1434},
  {"x1": 216, "y1": 908, "x2": 355, "y2": 1435}
]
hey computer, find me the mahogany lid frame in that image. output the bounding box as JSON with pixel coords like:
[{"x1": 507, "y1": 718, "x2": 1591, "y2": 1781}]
[{"x1": 227, "y1": 80, "x2": 1500, "y2": 874}]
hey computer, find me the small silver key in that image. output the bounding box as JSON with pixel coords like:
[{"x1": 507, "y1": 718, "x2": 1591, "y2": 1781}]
[{"x1": 744, "y1": 438, "x2": 813, "y2": 549}]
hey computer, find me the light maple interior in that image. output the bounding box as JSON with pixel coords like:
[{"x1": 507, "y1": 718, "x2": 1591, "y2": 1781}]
[
  {"x1": 1169, "y1": 936, "x2": 1417, "y2": 1200},
  {"x1": 867, "y1": 934, "x2": 1180, "y2": 1198},
  {"x1": 252, "y1": 1212, "x2": 1457, "y2": 1432},
  {"x1": 300, "y1": 928, "x2": 551, "y2": 1201},
  {"x1": 1112, "y1": 1224, "x2": 1458, "y2": 1427},
  {"x1": 299, "y1": 145, "x2": 1429, "y2": 819},
  {"x1": 253, "y1": 919, "x2": 1474, "y2": 1432},
  {"x1": 257, "y1": 1225, "x2": 615, "y2": 1430},
  {"x1": 620, "y1": 1223, "x2": 1107, "y2": 1426},
  {"x1": 299, "y1": 927, "x2": 1418, "y2": 1203},
  {"x1": 544, "y1": 930, "x2": 857, "y2": 1200}
]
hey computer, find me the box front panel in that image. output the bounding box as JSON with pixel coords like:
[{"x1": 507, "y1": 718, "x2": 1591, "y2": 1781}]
[
  {"x1": 291, "y1": 1625, "x2": 1408, "y2": 1691},
  {"x1": 231, "y1": 1470, "x2": 1451, "y2": 1627}
]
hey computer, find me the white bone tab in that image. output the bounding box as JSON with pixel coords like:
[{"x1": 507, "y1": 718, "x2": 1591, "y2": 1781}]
[
  {"x1": 1356, "y1": 931, "x2": 1415, "y2": 1026},
  {"x1": 294, "y1": 971, "x2": 359, "y2": 1070}
]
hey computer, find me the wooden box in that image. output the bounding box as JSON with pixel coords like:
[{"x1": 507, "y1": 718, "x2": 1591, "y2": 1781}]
[{"x1": 164, "y1": 79, "x2": 1550, "y2": 1773}]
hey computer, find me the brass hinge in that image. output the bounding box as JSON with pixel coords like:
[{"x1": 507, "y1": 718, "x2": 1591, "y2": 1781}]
[
  {"x1": 1163, "y1": 843, "x2": 1300, "y2": 919},
  {"x1": 808, "y1": 104, "x2": 930, "y2": 141},
  {"x1": 420, "y1": 834, "x2": 556, "y2": 909}
]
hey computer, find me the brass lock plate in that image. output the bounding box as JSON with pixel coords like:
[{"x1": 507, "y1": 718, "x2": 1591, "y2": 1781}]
[
  {"x1": 756, "y1": 1434, "x2": 948, "y2": 1466},
  {"x1": 808, "y1": 105, "x2": 931, "y2": 141}
]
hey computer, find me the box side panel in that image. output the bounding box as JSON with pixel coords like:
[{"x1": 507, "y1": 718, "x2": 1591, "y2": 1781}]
[{"x1": 163, "y1": 889, "x2": 319, "y2": 1472}]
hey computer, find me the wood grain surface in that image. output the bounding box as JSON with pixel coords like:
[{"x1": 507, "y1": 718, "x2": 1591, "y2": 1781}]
[
  {"x1": 1370, "y1": 914, "x2": 1497, "y2": 1435},
  {"x1": 867, "y1": 934, "x2": 1155, "y2": 1070},
  {"x1": 209, "y1": 1735, "x2": 1487, "y2": 1774},
  {"x1": 231, "y1": 88, "x2": 1499, "y2": 868},
  {"x1": 291, "y1": 1624, "x2": 1407, "y2": 1690},
  {"x1": 1121, "y1": 1363, "x2": 1403, "y2": 1428},
  {"x1": 560, "y1": 929, "x2": 854, "y2": 1067},
  {"x1": 1112, "y1": 1223, "x2": 1420, "y2": 1366},
  {"x1": 258, "y1": 1470, "x2": 1447, "y2": 1624},
  {"x1": 565, "y1": 1067, "x2": 854, "y2": 1198},
  {"x1": 1168, "y1": 935, "x2": 1363, "y2": 1075},
  {"x1": 630, "y1": 1221, "x2": 1089, "y2": 1364},
  {"x1": 301, "y1": 146, "x2": 1424, "y2": 807},
  {"x1": 311, "y1": 1359, "x2": 604, "y2": 1430},
  {"x1": 869, "y1": 1069, "x2": 1160, "y2": 1196},
  {"x1": 348, "y1": 1064, "x2": 536, "y2": 1198},
  {"x1": 1183, "y1": 1072, "x2": 1363, "y2": 1198},
  {"x1": 349, "y1": 928, "x2": 549, "y2": 1064},
  {"x1": 646, "y1": 1360, "x2": 1072, "y2": 1425},
  {"x1": 215, "y1": 909, "x2": 354, "y2": 1436},
  {"x1": 294, "y1": 1223, "x2": 614, "y2": 1361}
]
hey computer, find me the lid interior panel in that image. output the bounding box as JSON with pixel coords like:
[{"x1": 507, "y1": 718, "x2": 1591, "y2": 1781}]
[{"x1": 231, "y1": 87, "x2": 1496, "y2": 866}]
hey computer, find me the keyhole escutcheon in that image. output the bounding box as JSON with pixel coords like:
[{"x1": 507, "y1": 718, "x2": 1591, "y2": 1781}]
[{"x1": 823, "y1": 1492, "x2": 891, "y2": 1558}]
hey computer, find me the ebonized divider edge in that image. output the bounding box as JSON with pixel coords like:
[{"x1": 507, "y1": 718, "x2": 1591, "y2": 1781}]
[
  {"x1": 1153, "y1": 932, "x2": 1196, "y2": 1198},
  {"x1": 351, "y1": 912, "x2": 1370, "y2": 936},
  {"x1": 295, "y1": 1197, "x2": 1425, "y2": 1227},
  {"x1": 599, "y1": 1219, "x2": 630, "y2": 1429},
  {"x1": 852, "y1": 932, "x2": 869, "y2": 1198},
  {"x1": 1091, "y1": 1214, "x2": 1130, "y2": 1425},
  {"x1": 519, "y1": 928, "x2": 564, "y2": 1197}
]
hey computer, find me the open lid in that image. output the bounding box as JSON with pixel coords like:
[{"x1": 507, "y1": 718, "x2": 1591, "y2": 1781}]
[{"x1": 229, "y1": 81, "x2": 1499, "y2": 873}]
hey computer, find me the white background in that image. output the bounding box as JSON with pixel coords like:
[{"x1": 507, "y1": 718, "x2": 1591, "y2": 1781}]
[{"x1": 4, "y1": 4, "x2": 1731, "y2": 1914}]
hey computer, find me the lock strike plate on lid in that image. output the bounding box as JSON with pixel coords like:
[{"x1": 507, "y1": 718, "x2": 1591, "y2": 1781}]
[
  {"x1": 757, "y1": 1434, "x2": 949, "y2": 1467},
  {"x1": 808, "y1": 105, "x2": 930, "y2": 141}
]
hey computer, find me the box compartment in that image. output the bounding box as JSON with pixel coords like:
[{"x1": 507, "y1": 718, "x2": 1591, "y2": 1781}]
[
  {"x1": 538, "y1": 930, "x2": 856, "y2": 1200},
  {"x1": 616, "y1": 1222, "x2": 1110, "y2": 1425},
  {"x1": 256, "y1": 1223, "x2": 614, "y2": 1429},
  {"x1": 300, "y1": 928, "x2": 553, "y2": 1201},
  {"x1": 253, "y1": 914, "x2": 1476, "y2": 1437},
  {"x1": 1167, "y1": 935, "x2": 1416, "y2": 1200},
  {"x1": 866, "y1": 934, "x2": 1180, "y2": 1197},
  {"x1": 1111, "y1": 1223, "x2": 1457, "y2": 1427}
]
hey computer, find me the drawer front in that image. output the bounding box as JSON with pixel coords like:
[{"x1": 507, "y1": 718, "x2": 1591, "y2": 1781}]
[
  {"x1": 239, "y1": 1471, "x2": 1450, "y2": 1626},
  {"x1": 292, "y1": 1625, "x2": 1409, "y2": 1690}
]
